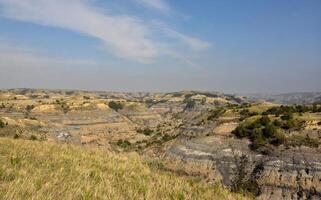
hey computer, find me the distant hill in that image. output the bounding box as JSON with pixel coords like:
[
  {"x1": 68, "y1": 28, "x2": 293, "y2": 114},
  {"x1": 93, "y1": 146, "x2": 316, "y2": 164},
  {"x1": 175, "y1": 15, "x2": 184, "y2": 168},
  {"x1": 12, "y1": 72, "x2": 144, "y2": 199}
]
[{"x1": 244, "y1": 92, "x2": 321, "y2": 104}]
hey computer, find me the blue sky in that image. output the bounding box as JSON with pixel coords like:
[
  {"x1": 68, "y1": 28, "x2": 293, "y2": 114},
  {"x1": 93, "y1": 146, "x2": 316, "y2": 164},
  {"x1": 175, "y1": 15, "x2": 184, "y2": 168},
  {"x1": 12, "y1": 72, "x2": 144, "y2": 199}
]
[{"x1": 0, "y1": 0, "x2": 320, "y2": 93}]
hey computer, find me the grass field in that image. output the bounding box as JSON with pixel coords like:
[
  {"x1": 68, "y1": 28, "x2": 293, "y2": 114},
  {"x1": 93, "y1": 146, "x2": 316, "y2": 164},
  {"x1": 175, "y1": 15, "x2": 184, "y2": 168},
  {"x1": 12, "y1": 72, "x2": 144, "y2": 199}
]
[{"x1": 0, "y1": 138, "x2": 249, "y2": 200}]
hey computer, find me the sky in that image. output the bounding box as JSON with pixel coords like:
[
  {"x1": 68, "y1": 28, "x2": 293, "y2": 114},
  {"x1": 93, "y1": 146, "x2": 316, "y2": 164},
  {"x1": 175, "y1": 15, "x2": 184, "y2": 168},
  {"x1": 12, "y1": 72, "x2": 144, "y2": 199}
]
[{"x1": 0, "y1": 0, "x2": 320, "y2": 93}]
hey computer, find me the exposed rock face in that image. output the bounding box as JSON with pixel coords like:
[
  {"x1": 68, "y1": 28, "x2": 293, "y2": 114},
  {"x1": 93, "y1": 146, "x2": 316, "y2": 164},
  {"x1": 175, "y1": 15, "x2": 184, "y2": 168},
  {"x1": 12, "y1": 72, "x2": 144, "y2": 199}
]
[
  {"x1": 166, "y1": 136, "x2": 321, "y2": 200},
  {"x1": 257, "y1": 149, "x2": 321, "y2": 200}
]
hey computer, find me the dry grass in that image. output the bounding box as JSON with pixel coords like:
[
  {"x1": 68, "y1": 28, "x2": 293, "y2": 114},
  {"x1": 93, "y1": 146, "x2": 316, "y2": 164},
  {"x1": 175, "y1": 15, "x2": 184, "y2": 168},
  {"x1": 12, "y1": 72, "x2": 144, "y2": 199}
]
[
  {"x1": 247, "y1": 103, "x2": 276, "y2": 114},
  {"x1": 296, "y1": 112, "x2": 321, "y2": 121},
  {"x1": 0, "y1": 138, "x2": 250, "y2": 200}
]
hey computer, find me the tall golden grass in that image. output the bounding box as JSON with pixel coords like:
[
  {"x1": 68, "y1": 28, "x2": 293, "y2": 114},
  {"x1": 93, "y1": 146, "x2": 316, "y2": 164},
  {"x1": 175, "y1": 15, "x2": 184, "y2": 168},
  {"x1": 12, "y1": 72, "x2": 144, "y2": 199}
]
[{"x1": 0, "y1": 138, "x2": 250, "y2": 200}]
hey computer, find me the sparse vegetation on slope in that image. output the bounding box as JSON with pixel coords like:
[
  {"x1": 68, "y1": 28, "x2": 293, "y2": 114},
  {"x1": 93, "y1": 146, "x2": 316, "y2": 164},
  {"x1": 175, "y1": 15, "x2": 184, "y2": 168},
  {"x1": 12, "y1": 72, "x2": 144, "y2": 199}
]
[{"x1": 0, "y1": 138, "x2": 249, "y2": 200}]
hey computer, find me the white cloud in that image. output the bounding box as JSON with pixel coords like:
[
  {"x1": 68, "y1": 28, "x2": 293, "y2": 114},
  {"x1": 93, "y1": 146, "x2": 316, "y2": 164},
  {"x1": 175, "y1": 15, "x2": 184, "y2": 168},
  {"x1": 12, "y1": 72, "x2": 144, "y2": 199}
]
[
  {"x1": 0, "y1": 0, "x2": 157, "y2": 63},
  {"x1": 134, "y1": 0, "x2": 170, "y2": 12},
  {"x1": 154, "y1": 22, "x2": 211, "y2": 51},
  {"x1": 0, "y1": 0, "x2": 210, "y2": 64}
]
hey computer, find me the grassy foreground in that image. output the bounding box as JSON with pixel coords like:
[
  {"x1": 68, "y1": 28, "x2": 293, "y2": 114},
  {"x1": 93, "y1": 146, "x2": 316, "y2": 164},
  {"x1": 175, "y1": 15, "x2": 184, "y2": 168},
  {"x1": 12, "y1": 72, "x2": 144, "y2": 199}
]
[{"x1": 0, "y1": 138, "x2": 249, "y2": 200}]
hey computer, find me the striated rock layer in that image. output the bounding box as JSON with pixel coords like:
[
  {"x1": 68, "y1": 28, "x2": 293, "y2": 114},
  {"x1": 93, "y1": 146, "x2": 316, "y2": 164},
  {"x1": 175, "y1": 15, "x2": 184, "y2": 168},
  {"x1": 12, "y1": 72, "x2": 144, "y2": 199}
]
[{"x1": 167, "y1": 136, "x2": 321, "y2": 200}]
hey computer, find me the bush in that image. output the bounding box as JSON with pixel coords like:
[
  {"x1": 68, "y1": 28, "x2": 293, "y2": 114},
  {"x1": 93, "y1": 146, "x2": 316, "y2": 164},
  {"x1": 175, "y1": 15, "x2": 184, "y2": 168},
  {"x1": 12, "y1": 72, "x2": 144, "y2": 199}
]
[
  {"x1": 137, "y1": 128, "x2": 153, "y2": 136},
  {"x1": 30, "y1": 135, "x2": 37, "y2": 141},
  {"x1": 280, "y1": 112, "x2": 293, "y2": 120},
  {"x1": 250, "y1": 129, "x2": 266, "y2": 149},
  {"x1": 232, "y1": 116, "x2": 286, "y2": 149},
  {"x1": 262, "y1": 124, "x2": 277, "y2": 138},
  {"x1": 0, "y1": 120, "x2": 5, "y2": 128},
  {"x1": 231, "y1": 155, "x2": 260, "y2": 196},
  {"x1": 259, "y1": 116, "x2": 271, "y2": 126},
  {"x1": 239, "y1": 109, "x2": 258, "y2": 121},
  {"x1": 184, "y1": 99, "x2": 195, "y2": 110},
  {"x1": 273, "y1": 119, "x2": 282, "y2": 127},
  {"x1": 269, "y1": 131, "x2": 286, "y2": 145},
  {"x1": 232, "y1": 124, "x2": 249, "y2": 138},
  {"x1": 61, "y1": 104, "x2": 70, "y2": 114},
  {"x1": 207, "y1": 108, "x2": 225, "y2": 121},
  {"x1": 26, "y1": 105, "x2": 35, "y2": 112},
  {"x1": 108, "y1": 101, "x2": 123, "y2": 111},
  {"x1": 281, "y1": 119, "x2": 296, "y2": 130},
  {"x1": 116, "y1": 140, "x2": 131, "y2": 148}
]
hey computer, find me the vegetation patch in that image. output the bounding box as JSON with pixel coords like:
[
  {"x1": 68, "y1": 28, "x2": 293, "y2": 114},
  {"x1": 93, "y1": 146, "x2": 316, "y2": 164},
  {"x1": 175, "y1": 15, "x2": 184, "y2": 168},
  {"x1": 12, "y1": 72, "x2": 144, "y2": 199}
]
[
  {"x1": 207, "y1": 108, "x2": 226, "y2": 121},
  {"x1": 136, "y1": 128, "x2": 154, "y2": 136},
  {"x1": 0, "y1": 119, "x2": 5, "y2": 128},
  {"x1": 232, "y1": 116, "x2": 286, "y2": 150},
  {"x1": 108, "y1": 101, "x2": 123, "y2": 111},
  {"x1": 239, "y1": 109, "x2": 259, "y2": 121},
  {"x1": 116, "y1": 139, "x2": 131, "y2": 148},
  {"x1": 184, "y1": 98, "x2": 196, "y2": 110}
]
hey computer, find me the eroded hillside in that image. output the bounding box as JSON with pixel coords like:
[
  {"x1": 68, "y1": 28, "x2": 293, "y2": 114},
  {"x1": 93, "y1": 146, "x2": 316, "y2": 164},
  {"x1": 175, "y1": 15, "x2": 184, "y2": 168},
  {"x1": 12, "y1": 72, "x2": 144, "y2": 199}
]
[{"x1": 0, "y1": 89, "x2": 321, "y2": 200}]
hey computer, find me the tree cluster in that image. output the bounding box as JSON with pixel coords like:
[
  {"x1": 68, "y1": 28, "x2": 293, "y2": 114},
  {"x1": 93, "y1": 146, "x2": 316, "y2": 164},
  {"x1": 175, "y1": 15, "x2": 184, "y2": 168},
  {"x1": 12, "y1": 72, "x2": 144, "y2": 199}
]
[{"x1": 232, "y1": 116, "x2": 286, "y2": 149}]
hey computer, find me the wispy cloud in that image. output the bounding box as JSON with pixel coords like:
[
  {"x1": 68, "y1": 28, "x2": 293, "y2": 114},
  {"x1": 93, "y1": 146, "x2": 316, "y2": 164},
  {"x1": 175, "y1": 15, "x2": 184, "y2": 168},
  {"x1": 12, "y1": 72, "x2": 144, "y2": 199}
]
[
  {"x1": 0, "y1": 41, "x2": 97, "y2": 69},
  {"x1": 154, "y1": 21, "x2": 211, "y2": 51},
  {"x1": 134, "y1": 0, "x2": 170, "y2": 13},
  {"x1": 0, "y1": 0, "x2": 157, "y2": 63},
  {"x1": 0, "y1": 0, "x2": 209, "y2": 64}
]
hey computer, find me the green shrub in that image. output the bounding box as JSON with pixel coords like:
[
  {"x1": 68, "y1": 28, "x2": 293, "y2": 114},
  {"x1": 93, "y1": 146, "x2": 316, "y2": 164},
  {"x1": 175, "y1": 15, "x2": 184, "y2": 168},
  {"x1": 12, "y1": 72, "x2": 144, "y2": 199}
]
[
  {"x1": 207, "y1": 108, "x2": 225, "y2": 121},
  {"x1": 231, "y1": 155, "x2": 260, "y2": 196},
  {"x1": 0, "y1": 120, "x2": 5, "y2": 128},
  {"x1": 0, "y1": 103, "x2": 5, "y2": 109},
  {"x1": 65, "y1": 91, "x2": 74, "y2": 96},
  {"x1": 269, "y1": 131, "x2": 286, "y2": 145},
  {"x1": 259, "y1": 116, "x2": 271, "y2": 126},
  {"x1": 108, "y1": 101, "x2": 123, "y2": 111},
  {"x1": 273, "y1": 119, "x2": 282, "y2": 127},
  {"x1": 232, "y1": 116, "x2": 285, "y2": 149},
  {"x1": 26, "y1": 105, "x2": 34, "y2": 112},
  {"x1": 184, "y1": 99, "x2": 195, "y2": 110},
  {"x1": 262, "y1": 124, "x2": 277, "y2": 138},
  {"x1": 137, "y1": 128, "x2": 154, "y2": 136},
  {"x1": 239, "y1": 109, "x2": 258, "y2": 121},
  {"x1": 281, "y1": 119, "x2": 296, "y2": 130},
  {"x1": 116, "y1": 140, "x2": 131, "y2": 148},
  {"x1": 61, "y1": 104, "x2": 70, "y2": 114},
  {"x1": 30, "y1": 135, "x2": 37, "y2": 141},
  {"x1": 280, "y1": 112, "x2": 293, "y2": 120},
  {"x1": 250, "y1": 129, "x2": 266, "y2": 149},
  {"x1": 232, "y1": 124, "x2": 249, "y2": 138}
]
